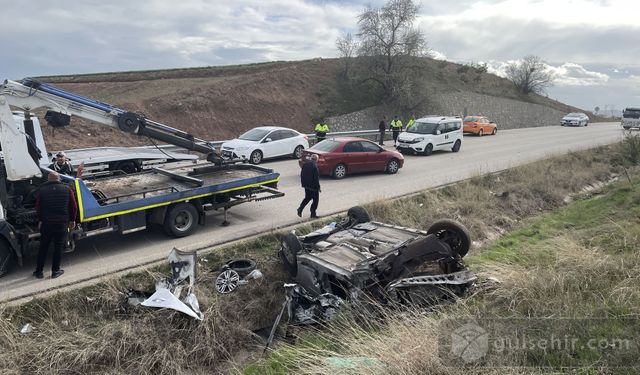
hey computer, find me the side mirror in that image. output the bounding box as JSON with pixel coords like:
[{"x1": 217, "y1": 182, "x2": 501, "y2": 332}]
[
  {"x1": 264, "y1": 138, "x2": 272, "y2": 143},
  {"x1": 436, "y1": 130, "x2": 441, "y2": 135}
]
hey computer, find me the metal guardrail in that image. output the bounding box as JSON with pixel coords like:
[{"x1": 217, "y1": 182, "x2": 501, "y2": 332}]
[{"x1": 135, "y1": 129, "x2": 385, "y2": 153}]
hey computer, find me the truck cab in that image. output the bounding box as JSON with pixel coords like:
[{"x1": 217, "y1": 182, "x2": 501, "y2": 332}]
[{"x1": 622, "y1": 108, "x2": 640, "y2": 130}]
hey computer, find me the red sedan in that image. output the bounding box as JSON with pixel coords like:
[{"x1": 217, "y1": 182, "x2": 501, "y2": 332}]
[{"x1": 299, "y1": 137, "x2": 404, "y2": 179}]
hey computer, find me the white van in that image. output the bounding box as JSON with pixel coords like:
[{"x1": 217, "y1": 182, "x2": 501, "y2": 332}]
[{"x1": 396, "y1": 116, "x2": 463, "y2": 155}]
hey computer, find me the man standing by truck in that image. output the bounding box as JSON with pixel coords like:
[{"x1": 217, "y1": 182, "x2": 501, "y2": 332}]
[{"x1": 33, "y1": 171, "x2": 77, "y2": 279}]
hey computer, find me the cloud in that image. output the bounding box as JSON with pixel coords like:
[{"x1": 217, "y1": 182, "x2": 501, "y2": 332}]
[{"x1": 549, "y1": 63, "x2": 610, "y2": 86}]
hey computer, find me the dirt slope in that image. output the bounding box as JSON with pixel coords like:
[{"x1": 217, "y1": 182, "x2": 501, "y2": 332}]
[{"x1": 32, "y1": 58, "x2": 586, "y2": 151}]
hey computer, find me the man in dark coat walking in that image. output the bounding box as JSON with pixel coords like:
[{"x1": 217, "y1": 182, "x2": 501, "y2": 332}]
[
  {"x1": 297, "y1": 154, "x2": 321, "y2": 218},
  {"x1": 33, "y1": 171, "x2": 77, "y2": 279}
]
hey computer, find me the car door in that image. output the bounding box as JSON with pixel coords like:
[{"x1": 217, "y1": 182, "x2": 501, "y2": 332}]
[
  {"x1": 342, "y1": 141, "x2": 365, "y2": 172},
  {"x1": 262, "y1": 130, "x2": 285, "y2": 158},
  {"x1": 433, "y1": 123, "x2": 448, "y2": 150},
  {"x1": 359, "y1": 140, "x2": 386, "y2": 172},
  {"x1": 480, "y1": 117, "x2": 489, "y2": 133},
  {"x1": 281, "y1": 130, "x2": 300, "y2": 156}
]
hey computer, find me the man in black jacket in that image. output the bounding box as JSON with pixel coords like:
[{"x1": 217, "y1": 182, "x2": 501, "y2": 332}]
[
  {"x1": 33, "y1": 171, "x2": 78, "y2": 279},
  {"x1": 297, "y1": 154, "x2": 321, "y2": 218}
]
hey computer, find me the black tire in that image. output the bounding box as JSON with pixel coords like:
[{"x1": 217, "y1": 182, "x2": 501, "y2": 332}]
[
  {"x1": 347, "y1": 206, "x2": 371, "y2": 224},
  {"x1": 427, "y1": 219, "x2": 471, "y2": 258},
  {"x1": 478, "y1": 128, "x2": 484, "y2": 136},
  {"x1": 332, "y1": 163, "x2": 347, "y2": 179},
  {"x1": 293, "y1": 145, "x2": 304, "y2": 159},
  {"x1": 281, "y1": 233, "x2": 302, "y2": 277},
  {"x1": 386, "y1": 158, "x2": 400, "y2": 174},
  {"x1": 452, "y1": 140, "x2": 461, "y2": 153},
  {"x1": 163, "y1": 202, "x2": 198, "y2": 237},
  {"x1": 114, "y1": 160, "x2": 139, "y2": 174},
  {"x1": 585, "y1": 121, "x2": 589, "y2": 127},
  {"x1": 226, "y1": 259, "x2": 257, "y2": 277},
  {"x1": 249, "y1": 150, "x2": 263, "y2": 165},
  {"x1": 491, "y1": 127, "x2": 497, "y2": 135},
  {"x1": 423, "y1": 143, "x2": 433, "y2": 156},
  {"x1": 0, "y1": 240, "x2": 16, "y2": 278}
]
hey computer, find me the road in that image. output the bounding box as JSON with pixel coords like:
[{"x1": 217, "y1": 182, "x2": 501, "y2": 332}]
[{"x1": 0, "y1": 123, "x2": 624, "y2": 303}]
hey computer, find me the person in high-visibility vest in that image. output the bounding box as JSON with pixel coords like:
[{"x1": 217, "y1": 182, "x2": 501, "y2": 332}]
[
  {"x1": 315, "y1": 121, "x2": 329, "y2": 143},
  {"x1": 389, "y1": 115, "x2": 403, "y2": 146},
  {"x1": 406, "y1": 115, "x2": 415, "y2": 130}
]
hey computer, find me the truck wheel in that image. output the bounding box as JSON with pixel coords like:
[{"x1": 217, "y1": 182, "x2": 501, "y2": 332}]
[
  {"x1": 293, "y1": 145, "x2": 304, "y2": 159},
  {"x1": 0, "y1": 240, "x2": 16, "y2": 278},
  {"x1": 280, "y1": 233, "x2": 302, "y2": 277},
  {"x1": 249, "y1": 150, "x2": 263, "y2": 164},
  {"x1": 163, "y1": 203, "x2": 198, "y2": 237},
  {"x1": 427, "y1": 219, "x2": 471, "y2": 257}
]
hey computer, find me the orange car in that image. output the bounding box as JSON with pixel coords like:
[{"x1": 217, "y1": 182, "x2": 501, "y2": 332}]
[{"x1": 463, "y1": 116, "x2": 497, "y2": 136}]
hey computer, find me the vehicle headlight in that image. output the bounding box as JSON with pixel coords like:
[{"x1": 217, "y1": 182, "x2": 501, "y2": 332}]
[{"x1": 414, "y1": 137, "x2": 424, "y2": 142}]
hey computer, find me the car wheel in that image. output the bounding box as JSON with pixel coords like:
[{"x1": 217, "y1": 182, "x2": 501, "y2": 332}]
[
  {"x1": 280, "y1": 233, "x2": 302, "y2": 277},
  {"x1": 386, "y1": 158, "x2": 400, "y2": 174},
  {"x1": 452, "y1": 140, "x2": 461, "y2": 152},
  {"x1": 293, "y1": 145, "x2": 304, "y2": 159},
  {"x1": 427, "y1": 219, "x2": 471, "y2": 257},
  {"x1": 423, "y1": 143, "x2": 433, "y2": 156},
  {"x1": 491, "y1": 127, "x2": 497, "y2": 135},
  {"x1": 347, "y1": 206, "x2": 371, "y2": 224},
  {"x1": 585, "y1": 121, "x2": 589, "y2": 127},
  {"x1": 226, "y1": 259, "x2": 257, "y2": 277},
  {"x1": 0, "y1": 240, "x2": 16, "y2": 278},
  {"x1": 332, "y1": 163, "x2": 347, "y2": 179},
  {"x1": 478, "y1": 128, "x2": 484, "y2": 136},
  {"x1": 163, "y1": 202, "x2": 198, "y2": 237},
  {"x1": 249, "y1": 150, "x2": 263, "y2": 164}
]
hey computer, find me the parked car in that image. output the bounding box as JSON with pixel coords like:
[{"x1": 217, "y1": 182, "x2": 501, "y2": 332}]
[
  {"x1": 278, "y1": 206, "x2": 476, "y2": 324},
  {"x1": 396, "y1": 116, "x2": 463, "y2": 155},
  {"x1": 220, "y1": 126, "x2": 309, "y2": 164},
  {"x1": 463, "y1": 116, "x2": 497, "y2": 136},
  {"x1": 561, "y1": 113, "x2": 589, "y2": 127},
  {"x1": 299, "y1": 137, "x2": 404, "y2": 179}
]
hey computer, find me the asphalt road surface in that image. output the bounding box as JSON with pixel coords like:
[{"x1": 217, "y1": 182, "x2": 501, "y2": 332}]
[{"x1": 0, "y1": 123, "x2": 625, "y2": 303}]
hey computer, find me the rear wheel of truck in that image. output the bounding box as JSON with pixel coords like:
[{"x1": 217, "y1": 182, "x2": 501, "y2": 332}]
[
  {"x1": 0, "y1": 239, "x2": 16, "y2": 278},
  {"x1": 163, "y1": 203, "x2": 198, "y2": 237}
]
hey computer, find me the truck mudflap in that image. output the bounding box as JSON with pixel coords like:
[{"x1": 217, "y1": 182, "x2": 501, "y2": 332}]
[{"x1": 0, "y1": 219, "x2": 21, "y2": 270}]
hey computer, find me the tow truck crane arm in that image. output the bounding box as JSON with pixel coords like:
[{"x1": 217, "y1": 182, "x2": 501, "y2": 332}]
[{"x1": 0, "y1": 78, "x2": 222, "y2": 181}]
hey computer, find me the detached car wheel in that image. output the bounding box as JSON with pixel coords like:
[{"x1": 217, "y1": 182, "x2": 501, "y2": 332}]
[
  {"x1": 427, "y1": 219, "x2": 471, "y2": 257},
  {"x1": 280, "y1": 233, "x2": 302, "y2": 277},
  {"x1": 347, "y1": 206, "x2": 371, "y2": 224}
]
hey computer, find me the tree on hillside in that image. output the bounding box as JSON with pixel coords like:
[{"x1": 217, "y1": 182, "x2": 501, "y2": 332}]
[
  {"x1": 336, "y1": 33, "x2": 358, "y2": 77},
  {"x1": 505, "y1": 55, "x2": 555, "y2": 95},
  {"x1": 337, "y1": 0, "x2": 429, "y2": 106}
]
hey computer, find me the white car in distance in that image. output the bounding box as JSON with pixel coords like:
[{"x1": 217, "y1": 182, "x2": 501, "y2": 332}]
[
  {"x1": 221, "y1": 126, "x2": 309, "y2": 164},
  {"x1": 561, "y1": 112, "x2": 589, "y2": 127}
]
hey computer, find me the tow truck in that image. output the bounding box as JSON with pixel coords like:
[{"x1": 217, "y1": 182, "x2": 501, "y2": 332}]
[{"x1": 0, "y1": 78, "x2": 283, "y2": 277}]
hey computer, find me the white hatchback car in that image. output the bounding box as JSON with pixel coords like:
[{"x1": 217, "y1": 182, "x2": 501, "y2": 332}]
[
  {"x1": 396, "y1": 116, "x2": 463, "y2": 156},
  {"x1": 221, "y1": 126, "x2": 309, "y2": 164}
]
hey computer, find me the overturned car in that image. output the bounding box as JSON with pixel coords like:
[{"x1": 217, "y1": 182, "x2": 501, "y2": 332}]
[{"x1": 279, "y1": 206, "x2": 476, "y2": 324}]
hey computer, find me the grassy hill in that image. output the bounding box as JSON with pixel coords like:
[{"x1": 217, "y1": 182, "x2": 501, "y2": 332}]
[{"x1": 33, "y1": 58, "x2": 587, "y2": 151}]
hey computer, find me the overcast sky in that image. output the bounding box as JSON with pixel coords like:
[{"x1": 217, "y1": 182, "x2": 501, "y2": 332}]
[{"x1": 1, "y1": 0, "x2": 638, "y2": 112}]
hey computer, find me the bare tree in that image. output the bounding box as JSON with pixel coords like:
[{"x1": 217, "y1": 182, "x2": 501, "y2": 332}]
[
  {"x1": 338, "y1": 0, "x2": 428, "y2": 103},
  {"x1": 505, "y1": 55, "x2": 555, "y2": 95},
  {"x1": 336, "y1": 33, "x2": 358, "y2": 77}
]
